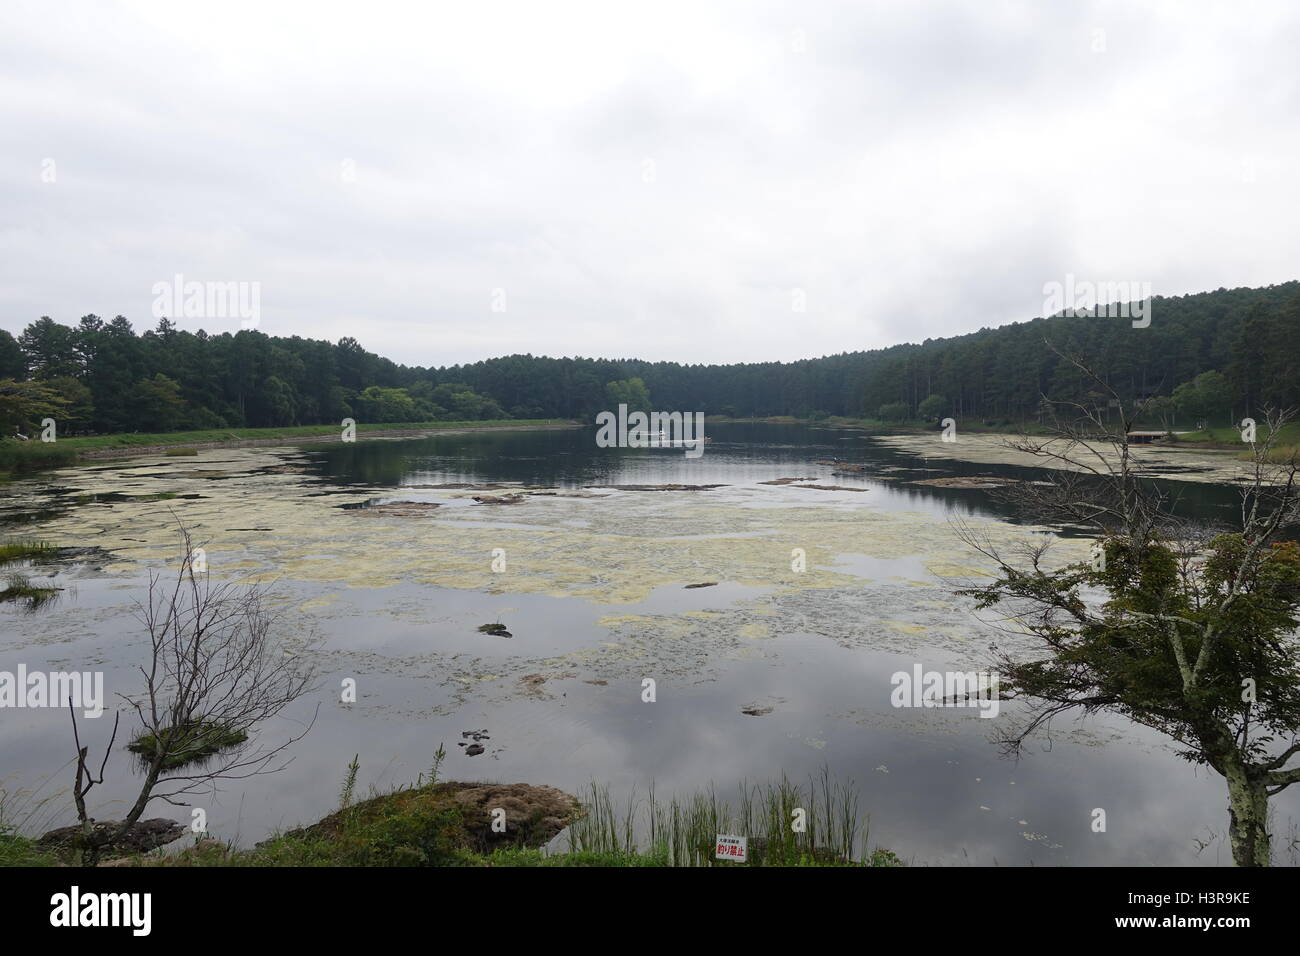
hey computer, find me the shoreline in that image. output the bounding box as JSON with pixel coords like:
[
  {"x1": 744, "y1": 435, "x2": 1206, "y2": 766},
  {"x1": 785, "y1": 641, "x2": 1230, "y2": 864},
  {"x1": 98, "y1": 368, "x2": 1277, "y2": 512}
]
[
  {"x1": 71, "y1": 421, "x2": 583, "y2": 461},
  {"x1": 710, "y1": 416, "x2": 1263, "y2": 452}
]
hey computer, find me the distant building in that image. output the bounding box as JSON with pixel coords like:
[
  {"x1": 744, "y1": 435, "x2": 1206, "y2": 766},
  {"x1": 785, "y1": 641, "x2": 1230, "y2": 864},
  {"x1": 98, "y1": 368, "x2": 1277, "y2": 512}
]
[{"x1": 1126, "y1": 430, "x2": 1171, "y2": 444}]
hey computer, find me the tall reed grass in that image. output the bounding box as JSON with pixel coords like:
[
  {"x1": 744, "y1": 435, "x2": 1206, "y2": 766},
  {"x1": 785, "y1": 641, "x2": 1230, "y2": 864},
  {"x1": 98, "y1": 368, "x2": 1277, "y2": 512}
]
[{"x1": 566, "y1": 770, "x2": 893, "y2": 866}]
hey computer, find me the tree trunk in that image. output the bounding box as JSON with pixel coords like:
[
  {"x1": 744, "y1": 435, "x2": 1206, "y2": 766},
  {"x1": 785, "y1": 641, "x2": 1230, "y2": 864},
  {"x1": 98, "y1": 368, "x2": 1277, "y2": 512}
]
[{"x1": 1225, "y1": 768, "x2": 1270, "y2": 866}]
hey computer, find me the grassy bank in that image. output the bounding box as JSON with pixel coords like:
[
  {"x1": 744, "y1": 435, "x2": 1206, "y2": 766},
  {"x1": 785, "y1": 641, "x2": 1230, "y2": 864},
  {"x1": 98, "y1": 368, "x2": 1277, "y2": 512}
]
[
  {"x1": 5, "y1": 760, "x2": 901, "y2": 868},
  {"x1": 1170, "y1": 422, "x2": 1300, "y2": 461},
  {"x1": 0, "y1": 419, "x2": 576, "y2": 480}
]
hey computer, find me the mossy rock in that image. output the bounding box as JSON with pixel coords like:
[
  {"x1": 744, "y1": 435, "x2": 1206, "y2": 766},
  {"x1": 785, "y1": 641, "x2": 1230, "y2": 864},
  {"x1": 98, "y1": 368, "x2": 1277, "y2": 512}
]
[
  {"x1": 272, "y1": 782, "x2": 582, "y2": 866},
  {"x1": 37, "y1": 818, "x2": 186, "y2": 862}
]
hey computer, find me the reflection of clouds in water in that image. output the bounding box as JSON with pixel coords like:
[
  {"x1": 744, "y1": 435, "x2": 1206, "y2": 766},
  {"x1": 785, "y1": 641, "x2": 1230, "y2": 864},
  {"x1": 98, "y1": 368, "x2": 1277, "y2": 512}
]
[{"x1": 1, "y1": 426, "x2": 1288, "y2": 863}]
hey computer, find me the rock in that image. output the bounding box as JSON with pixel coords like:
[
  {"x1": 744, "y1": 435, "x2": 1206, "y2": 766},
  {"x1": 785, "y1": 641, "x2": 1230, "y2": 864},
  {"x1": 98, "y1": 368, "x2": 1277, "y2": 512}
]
[
  {"x1": 464, "y1": 744, "x2": 485, "y2": 756},
  {"x1": 684, "y1": 582, "x2": 718, "y2": 589},
  {"x1": 37, "y1": 818, "x2": 187, "y2": 858}
]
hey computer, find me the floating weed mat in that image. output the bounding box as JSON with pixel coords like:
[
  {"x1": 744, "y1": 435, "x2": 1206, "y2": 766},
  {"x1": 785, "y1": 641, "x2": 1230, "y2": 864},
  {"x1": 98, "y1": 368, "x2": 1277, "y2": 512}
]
[
  {"x1": 0, "y1": 537, "x2": 65, "y2": 611},
  {"x1": 0, "y1": 572, "x2": 62, "y2": 612},
  {"x1": 565, "y1": 771, "x2": 899, "y2": 866},
  {"x1": 127, "y1": 721, "x2": 249, "y2": 771}
]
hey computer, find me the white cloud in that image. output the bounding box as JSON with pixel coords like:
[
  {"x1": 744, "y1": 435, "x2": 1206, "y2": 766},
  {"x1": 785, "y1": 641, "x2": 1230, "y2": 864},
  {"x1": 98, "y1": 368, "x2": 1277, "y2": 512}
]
[{"x1": 2, "y1": 0, "x2": 1297, "y2": 365}]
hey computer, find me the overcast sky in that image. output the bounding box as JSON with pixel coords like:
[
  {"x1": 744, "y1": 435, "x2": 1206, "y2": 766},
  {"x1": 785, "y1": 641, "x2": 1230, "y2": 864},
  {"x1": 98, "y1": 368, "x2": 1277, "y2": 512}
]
[{"x1": 2, "y1": 1, "x2": 1298, "y2": 368}]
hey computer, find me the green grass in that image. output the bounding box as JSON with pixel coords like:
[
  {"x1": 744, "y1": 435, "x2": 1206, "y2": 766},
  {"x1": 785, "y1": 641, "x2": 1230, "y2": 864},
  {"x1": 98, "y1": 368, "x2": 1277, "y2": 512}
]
[
  {"x1": 0, "y1": 540, "x2": 61, "y2": 611},
  {"x1": 0, "y1": 441, "x2": 78, "y2": 479},
  {"x1": 0, "y1": 572, "x2": 60, "y2": 611},
  {"x1": 0, "y1": 539, "x2": 56, "y2": 566},
  {"x1": 1147, "y1": 422, "x2": 1300, "y2": 461},
  {"x1": 0, "y1": 785, "x2": 63, "y2": 866},
  {"x1": 0, "y1": 829, "x2": 60, "y2": 867},
  {"x1": 565, "y1": 770, "x2": 901, "y2": 867},
  {"x1": 127, "y1": 722, "x2": 249, "y2": 771},
  {"x1": 1255, "y1": 445, "x2": 1300, "y2": 464},
  {"x1": 35, "y1": 760, "x2": 902, "y2": 868},
  {"x1": 481, "y1": 846, "x2": 671, "y2": 867}
]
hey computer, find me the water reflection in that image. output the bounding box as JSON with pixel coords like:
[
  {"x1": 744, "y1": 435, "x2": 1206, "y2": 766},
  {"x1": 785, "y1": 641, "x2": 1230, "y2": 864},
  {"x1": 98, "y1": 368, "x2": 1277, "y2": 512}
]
[{"x1": 3, "y1": 423, "x2": 1291, "y2": 865}]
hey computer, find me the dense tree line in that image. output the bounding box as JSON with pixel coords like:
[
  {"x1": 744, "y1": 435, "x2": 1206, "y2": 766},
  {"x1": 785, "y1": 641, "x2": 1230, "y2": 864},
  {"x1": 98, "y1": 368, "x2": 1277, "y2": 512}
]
[
  {"x1": 0, "y1": 317, "x2": 506, "y2": 435},
  {"x1": 425, "y1": 281, "x2": 1300, "y2": 426},
  {"x1": 1, "y1": 281, "x2": 1296, "y2": 437}
]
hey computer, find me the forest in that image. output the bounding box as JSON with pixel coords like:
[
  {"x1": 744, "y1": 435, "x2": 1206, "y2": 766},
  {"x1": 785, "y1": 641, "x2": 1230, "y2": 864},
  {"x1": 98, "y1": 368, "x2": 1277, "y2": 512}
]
[{"x1": 1, "y1": 281, "x2": 1297, "y2": 438}]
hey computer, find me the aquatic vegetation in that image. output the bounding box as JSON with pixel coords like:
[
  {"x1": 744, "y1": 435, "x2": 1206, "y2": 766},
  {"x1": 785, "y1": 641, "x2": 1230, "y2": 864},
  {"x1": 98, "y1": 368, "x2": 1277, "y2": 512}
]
[
  {"x1": 0, "y1": 572, "x2": 61, "y2": 611},
  {"x1": 788, "y1": 483, "x2": 869, "y2": 492},
  {"x1": 566, "y1": 770, "x2": 898, "y2": 867},
  {"x1": 347, "y1": 501, "x2": 442, "y2": 517},
  {"x1": 908, "y1": 476, "x2": 1019, "y2": 489},
  {"x1": 472, "y1": 493, "x2": 527, "y2": 505},
  {"x1": 0, "y1": 442, "x2": 79, "y2": 476},
  {"x1": 0, "y1": 444, "x2": 1092, "y2": 711},
  {"x1": 0, "y1": 539, "x2": 56, "y2": 566},
  {"x1": 127, "y1": 721, "x2": 250, "y2": 771}
]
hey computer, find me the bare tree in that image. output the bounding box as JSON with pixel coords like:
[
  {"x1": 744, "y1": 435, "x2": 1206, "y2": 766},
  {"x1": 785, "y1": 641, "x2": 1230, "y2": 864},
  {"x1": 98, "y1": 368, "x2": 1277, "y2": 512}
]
[
  {"x1": 69, "y1": 521, "x2": 319, "y2": 863},
  {"x1": 955, "y1": 347, "x2": 1300, "y2": 866}
]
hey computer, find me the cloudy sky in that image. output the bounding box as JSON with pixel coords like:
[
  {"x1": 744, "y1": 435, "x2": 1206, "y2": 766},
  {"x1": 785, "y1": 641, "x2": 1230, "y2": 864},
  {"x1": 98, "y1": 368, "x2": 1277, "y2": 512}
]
[{"x1": 2, "y1": 0, "x2": 1298, "y2": 367}]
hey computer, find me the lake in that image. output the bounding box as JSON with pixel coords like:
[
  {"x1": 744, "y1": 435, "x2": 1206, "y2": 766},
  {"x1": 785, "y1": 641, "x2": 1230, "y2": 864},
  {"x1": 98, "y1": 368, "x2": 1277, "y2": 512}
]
[{"x1": 1, "y1": 422, "x2": 1292, "y2": 864}]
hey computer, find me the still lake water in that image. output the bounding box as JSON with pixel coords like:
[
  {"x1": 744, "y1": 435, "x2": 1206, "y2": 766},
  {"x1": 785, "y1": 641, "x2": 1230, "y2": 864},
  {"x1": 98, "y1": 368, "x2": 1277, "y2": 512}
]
[{"x1": 2, "y1": 423, "x2": 1292, "y2": 864}]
